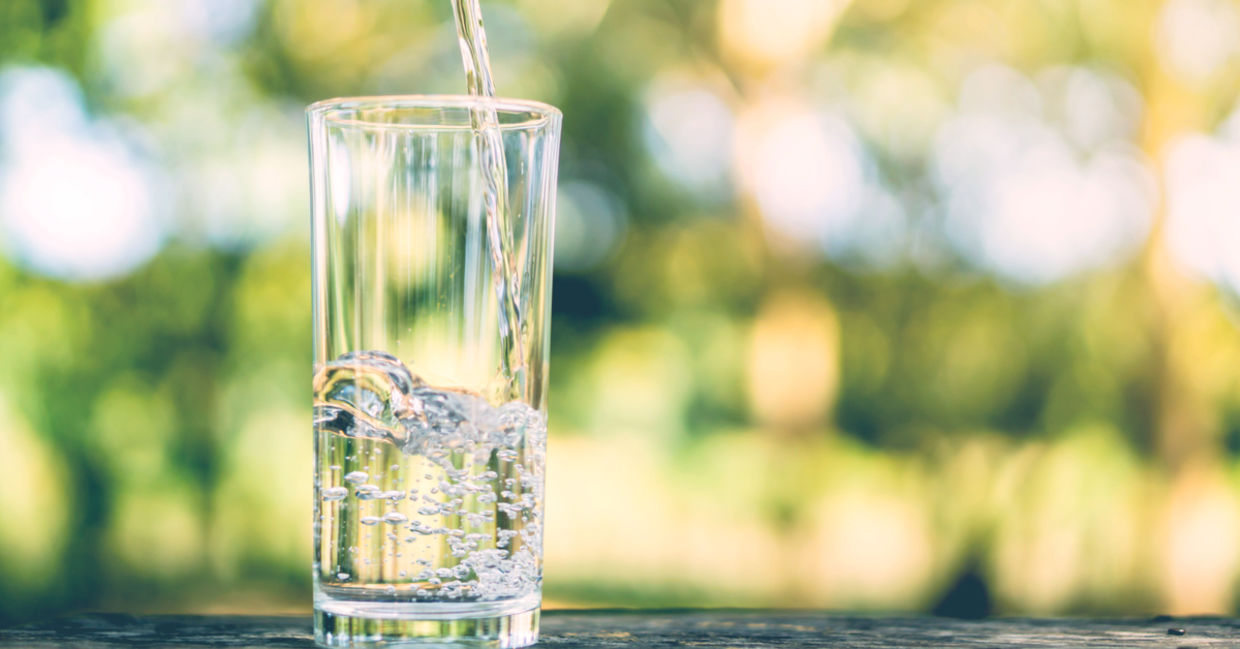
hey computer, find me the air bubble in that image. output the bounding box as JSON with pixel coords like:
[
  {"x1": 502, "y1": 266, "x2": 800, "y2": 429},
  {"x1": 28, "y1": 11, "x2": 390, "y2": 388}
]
[
  {"x1": 343, "y1": 471, "x2": 369, "y2": 484},
  {"x1": 384, "y1": 512, "x2": 408, "y2": 524},
  {"x1": 408, "y1": 521, "x2": 435, "y2": 535},
  {"x1": 322, "y1": 486, "x2": 348, "y2": 501},
  {"x1": 360, "y1": 516, "x2": 381, "y2": 526}
]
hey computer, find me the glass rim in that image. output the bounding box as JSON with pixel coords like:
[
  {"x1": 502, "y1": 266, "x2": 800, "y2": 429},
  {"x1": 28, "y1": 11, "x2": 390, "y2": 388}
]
[{"x1": 307, "y1": 94, "x2": 562, "y2": 132}]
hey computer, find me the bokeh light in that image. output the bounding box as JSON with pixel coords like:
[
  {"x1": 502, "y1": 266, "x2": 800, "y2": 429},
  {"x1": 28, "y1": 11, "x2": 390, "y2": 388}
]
[
  {"x1": 642, "y1": 75, "x2": 734, "y2": 196},
  {"x1": 554, "y1": 180, "x2": 627, "y2": 271},
  {"x1": 1155, "y1": 0, "x2": 1240, "y2": 85},
  {"x1": 1164, "y1": 107, "x2": 1240, "y2": 292},
  {"x1": 718, "y1": 0, "x2": 846, "y2": 71},
  {"x1": 933, "y1": 64, "x2": 1155, "y2": 284},
  {"x1": 0, "y1": 66, "x2": 164, "y2": 281}
]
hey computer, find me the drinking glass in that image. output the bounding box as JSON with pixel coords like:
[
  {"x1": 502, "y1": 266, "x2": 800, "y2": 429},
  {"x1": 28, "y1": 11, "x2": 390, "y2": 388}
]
[{"x1": 307, "y1": 96, "x2": 560, "y2": 648}]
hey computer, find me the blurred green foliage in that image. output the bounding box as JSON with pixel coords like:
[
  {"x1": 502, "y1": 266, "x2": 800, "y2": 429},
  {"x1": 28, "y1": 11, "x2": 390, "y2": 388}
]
[{"x1": 2, "y1": 0, "x2": 1240, "y2": 625}]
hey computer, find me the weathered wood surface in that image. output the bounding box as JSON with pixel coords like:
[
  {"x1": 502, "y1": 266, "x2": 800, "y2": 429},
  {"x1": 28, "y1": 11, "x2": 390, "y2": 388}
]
[{"x1": 1, "y1": 610, "x2": 1237, "y2": 648}]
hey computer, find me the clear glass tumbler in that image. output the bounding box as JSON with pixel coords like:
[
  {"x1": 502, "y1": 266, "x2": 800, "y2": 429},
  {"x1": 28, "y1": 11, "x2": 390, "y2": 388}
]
[{"x1": 307, "y1": 96, "x2": 560, "y2": 648}]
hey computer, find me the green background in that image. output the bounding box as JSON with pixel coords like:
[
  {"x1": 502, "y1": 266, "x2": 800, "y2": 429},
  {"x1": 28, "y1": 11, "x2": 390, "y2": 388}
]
[{"x1": 2, "y1": 0, "x2": 1240, "y2": 623}]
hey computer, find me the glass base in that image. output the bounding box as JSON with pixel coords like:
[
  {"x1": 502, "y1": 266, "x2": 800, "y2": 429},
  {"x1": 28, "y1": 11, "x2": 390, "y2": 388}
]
[{"x1": 314, "y1": 594, "x2": 540, "y2": 648}]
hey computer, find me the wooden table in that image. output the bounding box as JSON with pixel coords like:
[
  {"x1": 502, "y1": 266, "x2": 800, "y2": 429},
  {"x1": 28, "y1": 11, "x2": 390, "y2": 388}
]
[{"x1": 1, "y1": 610, "x2": 1235, "y2": 647}]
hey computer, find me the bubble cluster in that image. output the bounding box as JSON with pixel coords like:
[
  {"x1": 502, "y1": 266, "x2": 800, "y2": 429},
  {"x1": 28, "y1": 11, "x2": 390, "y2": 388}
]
[{"x1": 313, "y1": 351, "x2": 546, "y2": 603}]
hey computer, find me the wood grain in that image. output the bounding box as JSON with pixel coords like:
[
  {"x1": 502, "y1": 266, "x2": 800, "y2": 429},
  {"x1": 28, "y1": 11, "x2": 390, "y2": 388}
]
[{"x1": 1, "y1": 610, "x2": 1236, "y2": 648}]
